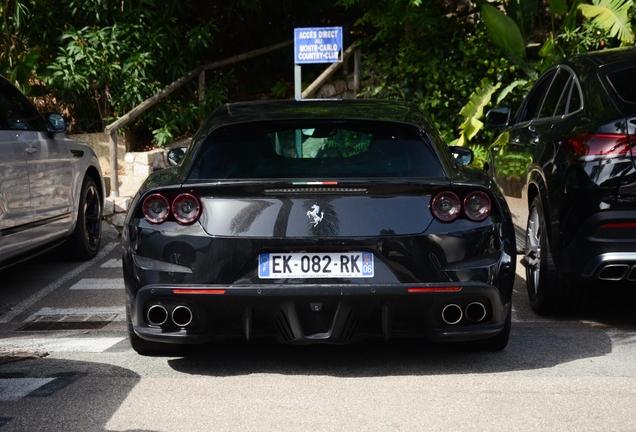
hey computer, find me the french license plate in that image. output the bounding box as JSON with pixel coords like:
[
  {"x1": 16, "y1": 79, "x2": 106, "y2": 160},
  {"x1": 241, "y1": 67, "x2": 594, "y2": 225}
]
[{"x1": 258, "y1": 252, "x2": 374, "y2": 279}]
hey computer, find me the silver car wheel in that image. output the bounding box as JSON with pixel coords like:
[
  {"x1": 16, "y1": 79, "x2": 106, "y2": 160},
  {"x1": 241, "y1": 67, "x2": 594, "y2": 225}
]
[{"x1": 525, "y1": 205, "x2": 541, "y2": 298}]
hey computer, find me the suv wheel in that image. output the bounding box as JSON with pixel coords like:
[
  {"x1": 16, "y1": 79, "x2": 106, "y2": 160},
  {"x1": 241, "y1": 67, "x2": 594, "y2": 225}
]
[{"x1": 525, "y1": 196, "x2": 583, "y2": 314}]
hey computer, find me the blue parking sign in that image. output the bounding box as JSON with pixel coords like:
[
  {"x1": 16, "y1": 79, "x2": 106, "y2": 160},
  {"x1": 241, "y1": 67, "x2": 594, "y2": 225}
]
[{"x1": 294, "y1": 27, "x2": 343, "y2": 64}]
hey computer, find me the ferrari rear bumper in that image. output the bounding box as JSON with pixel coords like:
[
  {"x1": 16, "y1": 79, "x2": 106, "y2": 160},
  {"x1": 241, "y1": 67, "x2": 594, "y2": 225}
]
[{"x1": 129, "y1": 282, "x2": 510, "y2": 345}]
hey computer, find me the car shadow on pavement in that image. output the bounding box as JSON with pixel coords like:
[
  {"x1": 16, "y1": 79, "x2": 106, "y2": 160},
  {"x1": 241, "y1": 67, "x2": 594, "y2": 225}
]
[
  {"x1": 168, "y1": 261, "x2": 636, "y2": 378},
  {"x1": 166, "y1": 319, "x2": 612, "y2": 378},
  {"x1": 166, "y1": 268, "x2": 628, "y2": 378},
  {"x1": 0, "y1": 358, "x2": 142, "y2": 431}
]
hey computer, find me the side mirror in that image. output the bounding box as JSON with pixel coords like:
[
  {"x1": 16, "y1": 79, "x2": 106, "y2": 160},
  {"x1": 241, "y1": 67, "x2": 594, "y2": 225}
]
[
  {"x1": 449, "y1": 146, "x2": 474, "y2": 166},
  {"x1": 167, "y1": 147, "x2": 188, "y2": 166},
  {"x1": 485, "y1": 107, "x2": 511, "y2": 128},
  {"x1": 45, "y1": 113, "x2": 69, "y2": 133}
]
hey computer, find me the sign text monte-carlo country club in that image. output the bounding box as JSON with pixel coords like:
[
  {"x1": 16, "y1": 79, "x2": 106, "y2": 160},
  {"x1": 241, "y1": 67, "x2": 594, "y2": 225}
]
[{"x1": 294, "y1": 27, "x2": 343, "y2": 64}]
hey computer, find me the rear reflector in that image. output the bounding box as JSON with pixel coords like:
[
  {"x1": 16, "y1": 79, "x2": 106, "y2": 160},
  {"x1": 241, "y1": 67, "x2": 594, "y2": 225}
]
[
  {"x1": 600, "y1": 222, "x2": 636, "y2": 229},
  {"x1": 407, "y1": 287, "x2": 462, "y2": 293},
  {"x1": 172, "y1": 289, "x2": 226, "y2": 295}
]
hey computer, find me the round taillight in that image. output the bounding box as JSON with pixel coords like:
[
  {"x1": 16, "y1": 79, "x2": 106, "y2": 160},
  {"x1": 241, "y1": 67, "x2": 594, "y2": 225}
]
[
  {"x1": 464, "y1": 191, "x2": 491, "y2": 221},
  {"x1": 172, "y1": 193, "x2": 201, "y2": 224},
  {"x1": 142, "y1": 194, "x2": 170, "y2": 224},
  {"x1": 431, "y1": 191, "x2": 461, "y2": 222}
]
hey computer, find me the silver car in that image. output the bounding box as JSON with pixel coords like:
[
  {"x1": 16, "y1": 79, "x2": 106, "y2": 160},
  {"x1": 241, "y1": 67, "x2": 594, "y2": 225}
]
[{"x1": 0, "y1": 75, "x2": 104, "y2": 269}]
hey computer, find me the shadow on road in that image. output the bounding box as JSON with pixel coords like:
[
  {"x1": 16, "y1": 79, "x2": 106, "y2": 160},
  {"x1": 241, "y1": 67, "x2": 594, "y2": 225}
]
[
  {"x1": 166, "y1": 318, "x2": 612, "y2": 378},
  {"x1": 0, "y1": 357, "x2": 142, "y2": 431}
]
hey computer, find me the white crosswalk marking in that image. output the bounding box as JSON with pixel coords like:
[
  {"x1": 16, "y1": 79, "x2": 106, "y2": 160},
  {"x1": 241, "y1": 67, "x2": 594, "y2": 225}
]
[
  {"x1": 0, "y1": 336, "x2": 125, "y2": 353},
  {"x1": 0, "y1": 378, "x2": 55, "y2": 402},
  {"x1": 24, "y1": 306, "x2": 126, "y2": 323},
  {"x1": 69, "y1": 278, "x2": 124, "y2": 290},
  {"x1": 0, "y1": 243, "x2": 118, "y2": 323},
  {"x1": 101, "y1": 258, "x2": 122, "y2": 268}
]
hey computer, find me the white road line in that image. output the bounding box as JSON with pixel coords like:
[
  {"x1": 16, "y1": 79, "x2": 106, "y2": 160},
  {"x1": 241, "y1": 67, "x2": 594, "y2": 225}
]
[
  {"x1": 0, "y1": 243, "x2": 118, "y2": 324},
  {"x1": 0, "y1": 336, "x2": 125, "y2": 353},
  {"x1": 0, "y1": 378, "x2": 55, "y2": 402},
  {"x1": 101, "y1": 258, "x2": 122, "y2": 268},
  {"x1": 23, "y1": 306, "x2": 126, "y2": 323},
  {"x1": 69, "y1": 278, "x2": 124, "y2": 290}
]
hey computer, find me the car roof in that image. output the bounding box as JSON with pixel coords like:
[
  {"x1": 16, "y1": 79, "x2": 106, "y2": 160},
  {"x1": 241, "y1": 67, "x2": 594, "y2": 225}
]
[
  {"x1": 205, "y1": 99, "x2": 431, "y2": 130},
  {"x1": 563, "y1": 46, "x2": 636, "y2": 71}
]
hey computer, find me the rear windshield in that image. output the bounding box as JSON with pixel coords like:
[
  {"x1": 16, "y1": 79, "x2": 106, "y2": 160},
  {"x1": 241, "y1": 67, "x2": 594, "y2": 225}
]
[
  {"x1": 607, "y1": 67, "x2": 636, "y2": 103},
  {"x1": 189, "y1": 120, "x2": 444, "y2": 180}
]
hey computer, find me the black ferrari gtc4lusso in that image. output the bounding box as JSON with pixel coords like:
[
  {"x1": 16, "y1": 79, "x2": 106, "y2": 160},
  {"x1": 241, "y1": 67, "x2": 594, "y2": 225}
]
[{"x1": 122, "y1": 99, "x2": 516, "y2": 354}]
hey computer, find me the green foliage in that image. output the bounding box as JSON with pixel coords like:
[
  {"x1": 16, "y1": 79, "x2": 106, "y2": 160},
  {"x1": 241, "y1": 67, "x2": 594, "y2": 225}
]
[
  {"x1": 481, "y1": 3, "x2": 527, "y2": 58},
  {"x1": 579, "y1": 0, "x2": 635, "y2": 44},
  {"x1": 324, "y1": 131, "x2": 371, "y2": 157},
  {"x1": 494, "y1": 152, "x2": 533, "y2": 179},
  {"x1": 456, "y1": 78, "x2": 502, "y2": 146},
  {"x1": 271, "y1": 80, "x2": 288, "y2": 98},
  {"x1": 356, "y1": 14, "x2": 525, "y2": 143},
  {"x1": 469, "y1": 144, "x2": 489, "y2": 169},
  {"x1": 504, "y1": 0, "x2": 539, "y2": 38},
  {"x1": 44, "y1": 3, "x2": 219, "y2": 137}
]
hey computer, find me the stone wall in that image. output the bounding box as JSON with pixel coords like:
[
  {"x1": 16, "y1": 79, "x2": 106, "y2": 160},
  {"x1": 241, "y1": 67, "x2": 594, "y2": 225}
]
[
  {"x1": 71, "y1": 133, "x2": 127, "y2": 177},
  {"x1": 72, "y1": 132, "x2": 178, "y2": 229}
]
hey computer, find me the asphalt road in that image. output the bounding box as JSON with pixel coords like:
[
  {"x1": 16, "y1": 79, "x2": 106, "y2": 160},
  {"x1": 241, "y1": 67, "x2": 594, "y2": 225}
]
[{"x1": 1, "y1": 224, "x2": 636, "y2": 431}]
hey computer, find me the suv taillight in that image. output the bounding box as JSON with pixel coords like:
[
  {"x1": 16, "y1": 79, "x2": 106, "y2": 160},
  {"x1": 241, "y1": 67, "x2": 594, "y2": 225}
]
[
  {"x1": 562, "y1": 133, "x2": 633, "y2": 163},
  {"x1": 142, "y1": 193, "x2": 202, "y2": 225}
]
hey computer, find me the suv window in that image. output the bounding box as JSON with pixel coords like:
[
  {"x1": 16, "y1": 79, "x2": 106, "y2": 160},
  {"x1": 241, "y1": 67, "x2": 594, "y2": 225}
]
[
  {"x1": 517, "y1": 70, "x2": 556, "y2": 122},
  {"x1": 0, "y1": 79, "x2": 47, "y2": 132},
  {"x1": 607, "y1": 66, "x2": 636, "y2": 103},
  {"x1": 190, "y1": 121, "x2": 445, "y2": 179},
  {"x1": 566, "y1": 77, "x2": 582, "y2": 113},
  {"x1": 539, "y1": 68, "x2": 571, "y2": 118}
]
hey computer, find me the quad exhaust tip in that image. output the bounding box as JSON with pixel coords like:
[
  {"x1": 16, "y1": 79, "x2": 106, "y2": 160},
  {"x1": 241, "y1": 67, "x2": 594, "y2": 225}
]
[
  {"x1": 147, "y1": 304, "x2": 169, "y2": 326},
  {"x1": 441, "y1": 302, "x2": 487, "y2": 325},
  {"x1": 441, "y1": 304, "x2": 463, "y2": 325},
  {"x1": 146, "y1": 304, "x2": 193, "y2": 327},
  {"x1": 172, "y1": 305, "x2": 193, "y2": 327},
  {"x1": 465, "y1": 302, "x2": 487, "y2": 323}
]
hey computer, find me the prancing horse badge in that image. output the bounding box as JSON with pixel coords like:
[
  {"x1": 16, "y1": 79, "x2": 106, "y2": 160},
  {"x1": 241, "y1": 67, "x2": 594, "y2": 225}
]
[{"x1": 307, "y1": 204, "x2": 324, "y2": 227}]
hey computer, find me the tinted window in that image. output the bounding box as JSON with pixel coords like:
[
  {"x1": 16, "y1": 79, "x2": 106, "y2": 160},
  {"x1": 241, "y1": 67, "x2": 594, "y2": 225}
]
[
  {"x1": 539, "y1": 68, "x2": 571, "y2": 118},
  {"x1": 567, "y1": 78, "x2": 582, "y2": 113},
  {"x1": 607, "y1": 67, "x2": 636, "y2": 103},
  {"x1": 189, "y1": 121, "x2": 444, "y2": 179},
  {"x1": 554, "y1": 76, "x2": 572, "y2": 116},
  {"x1": 0, "y1": 79, "x2": 47, "y2": 131},
  {"x1": 518, "y1": 70, "x2": 556, "y2": 122}
]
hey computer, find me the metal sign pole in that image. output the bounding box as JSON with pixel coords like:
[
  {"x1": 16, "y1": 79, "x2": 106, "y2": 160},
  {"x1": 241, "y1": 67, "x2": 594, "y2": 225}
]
[{"x1": 294, "y1": 65, "x2": 302, "y2": 100}]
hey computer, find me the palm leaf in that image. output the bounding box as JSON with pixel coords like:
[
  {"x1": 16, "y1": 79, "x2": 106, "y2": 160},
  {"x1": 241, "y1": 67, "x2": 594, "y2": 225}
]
[
  {"x1": 457, "y1": 78, "x2": 502, "y2": 145},
  {"x1": 496, "y1": 80, "x2": 528, "y2": 104},
  {"x1": 481, "y1": 3, "x2": 527, "y2": 58},
  {"x1": 579, "y1": 0, "x2": 634, "y2": 44}
]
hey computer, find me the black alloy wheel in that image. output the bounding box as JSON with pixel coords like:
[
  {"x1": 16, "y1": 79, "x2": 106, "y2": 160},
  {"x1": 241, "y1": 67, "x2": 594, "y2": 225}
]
[{"x1": 67, "y1": 176, "x2": 102, "y2": 260}]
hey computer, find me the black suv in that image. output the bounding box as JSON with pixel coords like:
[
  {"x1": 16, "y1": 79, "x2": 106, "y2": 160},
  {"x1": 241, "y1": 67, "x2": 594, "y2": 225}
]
[{"x1": 486, "y1": 47, "x2": 636, "y2": 314}]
